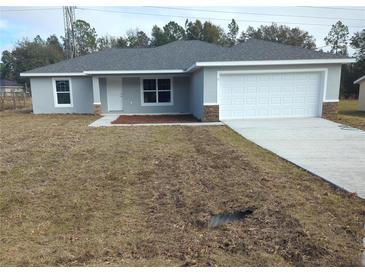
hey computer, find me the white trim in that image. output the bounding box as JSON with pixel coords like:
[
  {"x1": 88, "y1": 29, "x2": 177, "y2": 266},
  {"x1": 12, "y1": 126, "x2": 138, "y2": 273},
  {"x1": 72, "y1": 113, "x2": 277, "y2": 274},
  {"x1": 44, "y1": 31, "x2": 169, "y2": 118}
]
[
  {"x1": 21, "y1": 72, "x2": 86, "y2": 77},
  {"x1": 204, "y1": 103, "x2": 218, "y2": 106},
  {"x1": 84, "y1": 70, "x2": 185, "y2": 75},
  {"x1": 323, "y1": 99, "x2": 340, "y2": 103},
  {"x1": 217, "y1": 68, "x2": 329, "y2": 118},
  {"x1": 140, "y1": 77, "x2": 174, "y2": 106},
  {"x1": 52, "y1": 77, "x2": 73, "y2": 108},
  {"x1": 322, "y1": 69, "x2": 329, "y2": 104},
  {"x1": 192, "y1": 59, "x2": 355, "y2": 69},
  {"x1": 354, "y1": 75, "x2": 365, "y2": 84},
  {"x1": 217, "y1": 68, "x2": 328, "y2": 75},
  {"x1": 186, "y1": 64, "x2": 197, "y2": 72},
  {"x1": 93, "y1": 102, "x2": 101, "y2": 105}
]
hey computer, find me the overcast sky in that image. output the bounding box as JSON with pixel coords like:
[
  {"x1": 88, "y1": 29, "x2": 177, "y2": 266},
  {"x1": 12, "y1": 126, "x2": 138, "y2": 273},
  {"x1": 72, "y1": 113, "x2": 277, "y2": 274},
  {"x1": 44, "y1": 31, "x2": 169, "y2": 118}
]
[{"x1": 0, "y1": 6, "x2": 364, "y2": 55}]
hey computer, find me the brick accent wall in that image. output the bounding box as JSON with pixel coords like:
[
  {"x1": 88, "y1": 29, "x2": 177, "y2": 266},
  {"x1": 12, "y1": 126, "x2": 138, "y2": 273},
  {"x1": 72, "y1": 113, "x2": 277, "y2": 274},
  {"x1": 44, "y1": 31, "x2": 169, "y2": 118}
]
[
  {"x1": 94, "y1": 103, "x2": 101, "y2": 116},
  {"x1": 322, "y1": 102, "x2": 338, "y2": 120},
  {"x1": 202, "y1": 105, "x2": 219, "y2": 122}
]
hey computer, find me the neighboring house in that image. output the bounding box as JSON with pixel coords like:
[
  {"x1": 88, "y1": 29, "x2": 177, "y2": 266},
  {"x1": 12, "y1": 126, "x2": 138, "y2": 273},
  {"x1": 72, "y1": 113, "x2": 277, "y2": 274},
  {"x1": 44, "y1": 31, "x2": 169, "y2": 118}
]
[
  {"x1": 0, "y1": 79, "x2": 24, "y2": 94},
  {"x1": 20, "y1": 39, "x2": 354, "y2": 121},
  {"x1": 354, "y1": 75, "x2": 365, "y2": 111}
]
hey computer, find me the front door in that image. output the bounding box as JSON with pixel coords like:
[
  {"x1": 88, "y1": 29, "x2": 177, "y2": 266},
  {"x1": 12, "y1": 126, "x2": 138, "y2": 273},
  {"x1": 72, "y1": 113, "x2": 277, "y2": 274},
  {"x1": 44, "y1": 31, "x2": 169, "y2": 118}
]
[{"x1": 107, "y1": 77, "x2": 123, "y2": 111}]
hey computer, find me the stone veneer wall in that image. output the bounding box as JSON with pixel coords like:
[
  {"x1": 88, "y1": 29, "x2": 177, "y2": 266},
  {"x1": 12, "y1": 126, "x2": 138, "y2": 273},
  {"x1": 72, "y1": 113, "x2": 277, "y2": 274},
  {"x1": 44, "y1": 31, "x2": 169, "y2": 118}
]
[
  {"x1": 94, "y1": 103, "x2": 101, "y2": 116},
  {"x1": 202, "y1": 105, "x2": 219, "y2": 122},
  {"x1": 322, "y1": 102, "x2": 338, "y2": 120}
]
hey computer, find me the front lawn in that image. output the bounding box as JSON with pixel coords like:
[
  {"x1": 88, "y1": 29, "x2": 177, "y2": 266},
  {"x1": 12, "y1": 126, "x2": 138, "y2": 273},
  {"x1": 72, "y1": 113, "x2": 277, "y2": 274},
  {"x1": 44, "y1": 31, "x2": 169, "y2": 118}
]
[
  {"x1": 0, "y1": 113, "x2": 364, "y2": 266},
  {"x1": 336, "y1": 100, "x2": 365, "y2": 130}
]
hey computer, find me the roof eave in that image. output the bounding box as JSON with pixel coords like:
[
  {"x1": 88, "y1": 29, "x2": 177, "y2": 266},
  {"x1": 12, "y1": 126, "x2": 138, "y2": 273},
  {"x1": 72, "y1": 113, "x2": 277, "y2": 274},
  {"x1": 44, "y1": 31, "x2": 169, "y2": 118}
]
[
  {"x1": 20, "y1": 72, "x2": 86, "y2": 77},
  {"x1": 189, "y1": 58, "x2": 356, "y2": 69},
  {"x1": 354, "y1": 75, "x2": 365, "y2": 84},
  {"x1": 83, "y1": 69, "x2": 186, "y2": 75}
]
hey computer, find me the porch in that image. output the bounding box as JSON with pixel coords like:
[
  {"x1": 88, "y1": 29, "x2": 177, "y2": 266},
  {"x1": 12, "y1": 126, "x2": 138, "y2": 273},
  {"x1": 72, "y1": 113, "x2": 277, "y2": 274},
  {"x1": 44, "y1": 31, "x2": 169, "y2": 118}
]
[
  {"x1": 92, "y1": 74, "x2": 218, "y2": 123},
  {"x1": 92, "y1": 75, "x2": 192, "y2": 116}
]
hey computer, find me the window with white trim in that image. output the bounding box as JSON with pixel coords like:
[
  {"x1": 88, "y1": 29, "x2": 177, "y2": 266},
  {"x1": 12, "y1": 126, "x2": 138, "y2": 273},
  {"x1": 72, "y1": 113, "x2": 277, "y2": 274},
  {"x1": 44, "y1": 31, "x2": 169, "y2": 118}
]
[
  {"x1": 142, "y1": 78, "x2": 172, "y2": 105},
  {"x1": 53, "y1": 79, "x2": 72, "y2": 107}
]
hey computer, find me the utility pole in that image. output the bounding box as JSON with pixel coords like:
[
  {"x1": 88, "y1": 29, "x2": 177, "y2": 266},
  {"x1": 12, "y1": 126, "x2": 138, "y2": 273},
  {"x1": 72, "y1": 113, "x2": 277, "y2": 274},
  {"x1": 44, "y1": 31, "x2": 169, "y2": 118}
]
[{"x1": 63, "y1": 6, "x2": 76, "y2": 59}]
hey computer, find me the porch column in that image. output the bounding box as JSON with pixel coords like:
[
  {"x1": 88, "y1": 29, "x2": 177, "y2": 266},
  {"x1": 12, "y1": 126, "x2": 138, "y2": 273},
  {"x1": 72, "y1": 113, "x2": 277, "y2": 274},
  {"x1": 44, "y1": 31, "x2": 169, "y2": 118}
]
[{"x1": 92, "y1": 76, "x2": 101, "y2": 115}]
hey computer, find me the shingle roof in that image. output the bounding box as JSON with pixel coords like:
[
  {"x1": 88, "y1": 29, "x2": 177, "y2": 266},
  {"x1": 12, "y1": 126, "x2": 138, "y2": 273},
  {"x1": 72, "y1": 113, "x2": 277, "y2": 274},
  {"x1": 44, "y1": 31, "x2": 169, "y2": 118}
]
[
  {"x1": 23, "y1": 39, "x2": 349, "y2": 74},
  {"x1": 0, "y1": 79, "x2": 22, "y2": 86}
]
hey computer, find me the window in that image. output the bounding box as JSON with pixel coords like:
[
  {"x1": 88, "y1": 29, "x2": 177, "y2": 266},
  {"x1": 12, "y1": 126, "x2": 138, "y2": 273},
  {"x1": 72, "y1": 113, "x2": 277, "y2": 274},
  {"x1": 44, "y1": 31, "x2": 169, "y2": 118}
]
[
  {"x1": 141, "y1": 78, "x2": 173, "y2": 105},
  {"x1": 53, "y1": 78, "x2": 72, "y2": 107}
]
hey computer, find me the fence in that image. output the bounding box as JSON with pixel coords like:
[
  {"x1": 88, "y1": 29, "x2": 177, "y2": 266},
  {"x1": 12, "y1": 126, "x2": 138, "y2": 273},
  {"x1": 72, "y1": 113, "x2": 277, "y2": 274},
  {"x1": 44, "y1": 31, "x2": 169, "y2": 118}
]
[{"x1": 0, "y1": 87, "x2": 32, "y2": 111}]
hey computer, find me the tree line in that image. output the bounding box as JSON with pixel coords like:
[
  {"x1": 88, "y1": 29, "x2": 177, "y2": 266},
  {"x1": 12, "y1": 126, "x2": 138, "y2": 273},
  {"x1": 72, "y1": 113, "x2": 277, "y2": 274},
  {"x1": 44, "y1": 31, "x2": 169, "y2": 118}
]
[{"x1": 1, "y1": 18, "x2": 364, "y2": 98}]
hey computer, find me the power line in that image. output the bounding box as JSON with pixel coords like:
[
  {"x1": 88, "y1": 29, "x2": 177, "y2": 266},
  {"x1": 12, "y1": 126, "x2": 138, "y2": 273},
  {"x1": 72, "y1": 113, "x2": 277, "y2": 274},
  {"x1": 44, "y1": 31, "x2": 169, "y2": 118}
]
[
  {"x1": 0, "y1": 8, "x2": 61, "y2": 12},
  {"x1": 298, "y1": 6, "x2": 365, "y2": 12},
  {"x1": 144, "y1": 6, "x2": 365, "y2": 22},
  {"x1": 76, "y1": 7, "x2": 365, "y2": 29}
]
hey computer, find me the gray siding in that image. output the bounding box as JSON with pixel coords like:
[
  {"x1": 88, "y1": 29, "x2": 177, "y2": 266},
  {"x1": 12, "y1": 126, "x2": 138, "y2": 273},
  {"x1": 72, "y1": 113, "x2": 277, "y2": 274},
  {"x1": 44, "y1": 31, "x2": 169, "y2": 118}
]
[
  {"x1": 189, "y1": 69, "x2": 204, "y2": 119},
  {"x1": 31, "y1": 77, "x2": 93, "y2": 114},
  {"x1": 203, "y1": 64, "x2": 343, "y2": 104},
  {"x1": 103, "y1": 76, "x2": 190, "y2": 114},
  {"x1": 358, "y1": 81, "x2": 365, "y2": 111}
]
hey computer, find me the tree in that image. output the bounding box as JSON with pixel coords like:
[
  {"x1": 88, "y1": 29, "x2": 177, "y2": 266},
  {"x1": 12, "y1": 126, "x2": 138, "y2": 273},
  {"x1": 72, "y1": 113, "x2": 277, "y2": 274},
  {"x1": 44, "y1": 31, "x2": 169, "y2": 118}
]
[
  {"x1": 185, "y1": 19, "x2": 229, "y2": 46},
  {"x1": 163, "y1": 21, "x2": 185, "y2": 42},
  {"x1": 97, "y1": 35, "x2": 113, "y2": 50},
  {"x1": 1, "y1": 35, "x2": 65, "y2": 83},
  {"x1": 239, "y1": 23, "x2": 316, "y2": 49},
  {"x1": 351, "y1": 29, "x2": 365, "y2": 60},
  {"x1": 113, "y1": 37, "x2": 128, "y2": 48},
  {"x1": 46, "y1": 35, "x2": 65, "y2": 62},
  {"x1": 0, "y1": 50, "x2": 16, "y2": 80},
  {"x1": 201, "y1": 21, "x2": 226, "y2": 44},
  {"x1": 97, "y1": 35, "x2": 130, "y2": 50},
  {"x1": 227, "y1": 19, "x2": 239, "y2": 46},
  {"x1": 151, "y1": 25, "x2": 168, "y2": 47},
  {"x1": 340, "y1": 29, "x2": 365, "y2": 98},
  {"x1": 73, "y1": 19, "x2": 97, "y2": 56},
  {"x1": 185, "y1": 20, "x2": 203, "y2": 40},
  {"x1": 125, "y1": 29, "x2": 150, "y2": 48},
  {"x1": 150, "y1": 21, "x2": 185, "y2": 47},
  {"x1": 324, "y1": 21, "x2": 349, "y2": 55}
]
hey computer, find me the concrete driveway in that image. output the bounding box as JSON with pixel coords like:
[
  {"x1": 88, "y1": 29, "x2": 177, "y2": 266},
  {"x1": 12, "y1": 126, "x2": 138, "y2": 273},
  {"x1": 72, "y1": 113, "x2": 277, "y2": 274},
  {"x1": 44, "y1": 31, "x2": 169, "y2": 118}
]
[{"x1": 224, "y1": 118, "x2": 365, "y2": 198}]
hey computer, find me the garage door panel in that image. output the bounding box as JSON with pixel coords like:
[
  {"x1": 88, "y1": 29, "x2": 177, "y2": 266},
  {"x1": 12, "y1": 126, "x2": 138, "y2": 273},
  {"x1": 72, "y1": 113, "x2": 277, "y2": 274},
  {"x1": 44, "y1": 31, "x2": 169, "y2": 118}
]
[{"x1": 219, "y1": 71, "x2": 322, "y2": 120}]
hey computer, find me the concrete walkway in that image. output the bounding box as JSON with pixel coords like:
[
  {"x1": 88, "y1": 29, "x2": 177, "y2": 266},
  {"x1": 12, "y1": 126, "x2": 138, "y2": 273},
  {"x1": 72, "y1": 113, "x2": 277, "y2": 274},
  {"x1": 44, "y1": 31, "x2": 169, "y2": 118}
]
[{"x1": 224, "y1": 118, "x2": 365, "y2": 198}]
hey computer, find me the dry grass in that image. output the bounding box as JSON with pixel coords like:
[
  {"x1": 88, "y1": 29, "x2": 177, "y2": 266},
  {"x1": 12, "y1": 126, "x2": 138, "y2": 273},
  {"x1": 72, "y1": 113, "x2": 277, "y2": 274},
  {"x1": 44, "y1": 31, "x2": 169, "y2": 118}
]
[
  {"x1": 0, "y1": 95, "x2": 32, "y2": 111},
  {"x1": 335, "y1": 100, "x2": 365, "y2": 131},
  {"x1": 0, "y1": 113, "x2": 364, "y2": 266}
]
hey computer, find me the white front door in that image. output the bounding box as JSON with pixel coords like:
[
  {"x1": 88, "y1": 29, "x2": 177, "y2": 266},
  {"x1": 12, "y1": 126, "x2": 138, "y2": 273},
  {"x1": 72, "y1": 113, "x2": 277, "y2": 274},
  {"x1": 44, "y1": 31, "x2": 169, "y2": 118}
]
[
  {"x1": 107, "y1": 77, "x2": 123, "y2": 111},
  {"x1": 219, "y1": 71, "x2": 322, "y2": 120}
]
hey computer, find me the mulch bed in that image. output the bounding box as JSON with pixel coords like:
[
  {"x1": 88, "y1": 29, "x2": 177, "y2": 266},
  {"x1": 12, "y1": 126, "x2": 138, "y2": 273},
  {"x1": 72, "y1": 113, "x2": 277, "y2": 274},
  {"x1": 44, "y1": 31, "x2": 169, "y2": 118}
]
[{"x1": 111, "y1": 114, "x2": 199, "y2": 124}]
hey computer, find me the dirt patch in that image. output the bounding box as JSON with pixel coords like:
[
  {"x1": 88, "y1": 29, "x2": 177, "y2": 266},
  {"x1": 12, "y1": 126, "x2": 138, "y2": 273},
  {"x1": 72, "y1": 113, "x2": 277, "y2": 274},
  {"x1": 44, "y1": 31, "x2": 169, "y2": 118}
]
[
  {"x1": 0, "y1": 112, "x2": 364, "y2": 266},
  {"x1": 111, "y1": 114, "x2": 199, "y2": 124}
]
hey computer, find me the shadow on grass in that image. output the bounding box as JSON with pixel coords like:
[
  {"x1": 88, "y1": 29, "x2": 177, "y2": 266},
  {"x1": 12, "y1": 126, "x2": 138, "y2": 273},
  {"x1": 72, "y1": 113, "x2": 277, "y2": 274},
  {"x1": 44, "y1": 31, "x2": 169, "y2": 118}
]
[{"x1": 339, "y1": 110, "x2": 365, "y2": 118}]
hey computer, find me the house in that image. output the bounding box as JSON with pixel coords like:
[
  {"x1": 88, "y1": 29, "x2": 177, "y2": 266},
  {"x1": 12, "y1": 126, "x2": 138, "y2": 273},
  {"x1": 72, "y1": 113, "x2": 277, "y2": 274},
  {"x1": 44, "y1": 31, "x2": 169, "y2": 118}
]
[
  {"x1": 354, "y1": 75, "x2": 365, "y2": 111},
  {"x1": 0, "y1": 79, "x2": 24, "y2": 94},
  {"x1": 20, "y1": 39, "x2": 354, "y2": 121}
]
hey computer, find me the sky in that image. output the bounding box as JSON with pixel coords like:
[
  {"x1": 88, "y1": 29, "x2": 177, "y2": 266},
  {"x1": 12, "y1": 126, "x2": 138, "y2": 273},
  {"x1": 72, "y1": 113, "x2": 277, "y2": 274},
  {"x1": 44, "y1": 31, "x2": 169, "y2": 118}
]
[{"x1": 0, "y1": 6, "x2": 364, "y2": 55}]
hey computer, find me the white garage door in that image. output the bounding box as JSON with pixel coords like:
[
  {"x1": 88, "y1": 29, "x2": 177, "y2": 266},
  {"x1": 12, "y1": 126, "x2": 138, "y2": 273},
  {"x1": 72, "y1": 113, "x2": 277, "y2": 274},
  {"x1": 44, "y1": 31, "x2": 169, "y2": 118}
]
[{"x1": 219, "y1": 72, "x2": 322, "y2": 120}]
